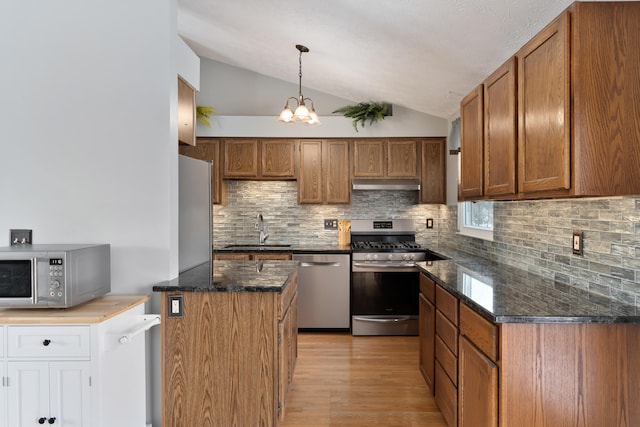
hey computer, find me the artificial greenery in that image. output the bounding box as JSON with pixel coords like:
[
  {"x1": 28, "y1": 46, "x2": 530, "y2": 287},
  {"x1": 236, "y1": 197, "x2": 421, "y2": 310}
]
[
  {"x1": 196, "y1": 105, "x2": 215, "y2": 127},
  {"x1": 332, "y1": 102, "x2": 391, "y2": 132}
]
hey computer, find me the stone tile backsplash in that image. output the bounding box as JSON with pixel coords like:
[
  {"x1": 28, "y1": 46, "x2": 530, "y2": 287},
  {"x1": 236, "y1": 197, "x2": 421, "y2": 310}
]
[
  {"x1": 213, "y1": 180, "x2": 442, "y2": 247},
  {"x1": 440, "y1": 197, "x2": 640, "y2": 307},
  {"x1": 213, "y1": 180, "x2": 640, "y2": 307}
]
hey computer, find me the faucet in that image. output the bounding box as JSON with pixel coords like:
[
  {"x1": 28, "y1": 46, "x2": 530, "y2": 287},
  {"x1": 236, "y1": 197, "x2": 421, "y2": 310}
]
[{"x1": 256, "y1": 213, "x2": 269, "y2": 245}]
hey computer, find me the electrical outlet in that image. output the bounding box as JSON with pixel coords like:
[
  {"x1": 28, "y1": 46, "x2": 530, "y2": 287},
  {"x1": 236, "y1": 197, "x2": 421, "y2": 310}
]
[
  {"x1": 426, "y1": 218, "x2": 434, "y2": 229},
  {"x1": 324, "y1": 219, "x2": 338, "y2": 230},
  {"x1": 572, "y1": 231, "x2": 583, "y2": 256},
  {"x1": 168, "y1": 295, "x2": 183, "y2": 317},
  {"x1": 10, "y1": 229, "x2": 32, "y2": 245}
]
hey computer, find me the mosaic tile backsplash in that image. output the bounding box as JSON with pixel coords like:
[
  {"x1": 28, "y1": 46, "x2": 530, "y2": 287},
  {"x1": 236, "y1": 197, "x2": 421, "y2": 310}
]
[{"x1": 213, "y1": 180, "x2": 640, "y2": 307}]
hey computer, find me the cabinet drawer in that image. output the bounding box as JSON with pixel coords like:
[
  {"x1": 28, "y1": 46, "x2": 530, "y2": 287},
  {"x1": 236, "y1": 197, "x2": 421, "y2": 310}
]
[
  {"x1": 436, "y1": 310, "x2": 458, "y2": 356},
  {"x1": 419, "y1": 274, "x2": 436, "y2": 304},
  {"x1": 459, "y1": 303, "x2": 498, "y2": 361},
  {"x1": 278, "y1": 270, "x2": 298, "y2": 319},
  {"x1": 7, "y1": 326, "x2": 90, "y2": 358},
  {"x1": 435, "y1": 360, "x2": 458, "y2": 427},
  {"x1": 436, "y1": 285, "x2": 458, "y2": 325},
  {"x1": 435, "y1": 335, "x2": 457, "y2": 385}
]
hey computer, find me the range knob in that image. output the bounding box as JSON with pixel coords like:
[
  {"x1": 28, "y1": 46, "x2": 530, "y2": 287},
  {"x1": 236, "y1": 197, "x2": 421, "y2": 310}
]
[
  {"x1": 387, "y1": 253, "x2": 394, "y2": 260},
  {"x1": 408, "y1": 254, "x2": 415, "y2": 261}
]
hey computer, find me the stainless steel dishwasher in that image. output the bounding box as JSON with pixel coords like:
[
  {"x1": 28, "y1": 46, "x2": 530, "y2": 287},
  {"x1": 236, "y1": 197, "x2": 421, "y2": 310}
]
[{"x1": 293, "y1": 253, "x2": 351, "y2": 330}]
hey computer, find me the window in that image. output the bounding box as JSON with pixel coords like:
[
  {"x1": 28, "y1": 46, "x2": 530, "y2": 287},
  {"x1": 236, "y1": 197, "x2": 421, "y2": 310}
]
[{"x1": 457, "y1": 201, "x2": 494, "y2": 241}]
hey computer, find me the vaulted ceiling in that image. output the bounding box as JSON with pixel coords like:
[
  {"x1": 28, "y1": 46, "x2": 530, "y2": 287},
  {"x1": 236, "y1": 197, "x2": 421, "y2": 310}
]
[{"x1": 177, "y1": 0, "x2": 619, "y2": 119}]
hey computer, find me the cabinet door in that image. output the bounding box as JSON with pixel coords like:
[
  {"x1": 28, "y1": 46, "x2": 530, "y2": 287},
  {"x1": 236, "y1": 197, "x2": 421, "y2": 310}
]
[
  {"x1": 180, "y1": 138, "x2": 225, "y2": 204},
  {"x1": 298, "y1": 140, "x2": 323, "y2": 203},
  {"x1": 278, "y1": 304, "x2": 291, "y2": 422},
  {"x1": 0, "y1": 361, "x2": 6, "y2": 427},
  {"x1": 7, "y1": 362, "x2": 49, "y2": 427},
  {"x1": 177, "y1": 77, "x2": 195, "y2": 146},
  {"x1": 458, "y1": 336, "x2": 497, "y2": 427},
  {"x1": 420, "y1": 138, "x2": 446, "y2": 204},
  {"x1": 224, "y1": 139, "x2": 259, "y2": 178},
  {"x1": 484, "y1": 58, "x2": 517, "y2": 197},
  {"x1": 49, "y1": 362, "x2": 91, "y2": 427},
  {"x1": 387, "y1": 140, "x2": 418, "y2": 178},
  {"x1": 325, "y1": 140, "x2": 350, "y2": 204},
  {"x1": 460, "y1": 85, "x2": 484, "y2": 199},
  {"x1": 353, "y1": 140, "x2": 385, "y2": 177},
  {"x1": 262, "y1": 140, "x2": 296, "y2": 178},
  {"x1": 419, "y1": 293, "x2": 436, "y2": 393},
  {"x1": 517, "y1": 12, "x2": 570, "y2": 194}
]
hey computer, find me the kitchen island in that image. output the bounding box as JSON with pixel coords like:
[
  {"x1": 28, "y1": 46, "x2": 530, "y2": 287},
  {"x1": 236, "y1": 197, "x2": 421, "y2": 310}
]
[
  {"x1": 416, "y1": 250, "x2": 640, "y2": 427},
  {"x1": 153, "y1": 260, "x2": 298, "y2": 427}
]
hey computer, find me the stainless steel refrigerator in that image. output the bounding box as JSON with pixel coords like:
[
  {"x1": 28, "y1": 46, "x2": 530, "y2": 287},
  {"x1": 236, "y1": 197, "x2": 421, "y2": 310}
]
[{"x1": 178, "y1": 154, "x2": 212, "y2": 272}]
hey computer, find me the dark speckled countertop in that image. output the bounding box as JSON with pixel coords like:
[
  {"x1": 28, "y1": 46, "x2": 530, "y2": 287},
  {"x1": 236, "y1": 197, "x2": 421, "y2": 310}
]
[
  {"x1": 213, "y1": 243, "x2": 352, "y2": 254},
  {"x1": 152, "y1": 260, "x2": 298, "y2": 292},
  {"x1": 417, "y1": 247, "x2": 640, "y2": 324}
]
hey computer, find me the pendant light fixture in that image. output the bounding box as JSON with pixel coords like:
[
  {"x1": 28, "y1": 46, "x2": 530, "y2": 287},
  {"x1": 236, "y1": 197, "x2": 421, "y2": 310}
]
[{"x1": 277, "y1": 44, "x2": 321, "y2": 125}]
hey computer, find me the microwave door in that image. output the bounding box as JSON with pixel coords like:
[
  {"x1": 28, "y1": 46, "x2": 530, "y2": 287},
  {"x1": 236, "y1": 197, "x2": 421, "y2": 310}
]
[{"x1": 0, "y1": 259, "x2": 35, "y2": 305}]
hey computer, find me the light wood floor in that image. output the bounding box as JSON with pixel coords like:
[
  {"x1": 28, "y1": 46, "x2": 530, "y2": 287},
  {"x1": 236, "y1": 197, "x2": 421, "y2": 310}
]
[{"x1": 280, "y1": 332, "x2": 448, "y2": 427}]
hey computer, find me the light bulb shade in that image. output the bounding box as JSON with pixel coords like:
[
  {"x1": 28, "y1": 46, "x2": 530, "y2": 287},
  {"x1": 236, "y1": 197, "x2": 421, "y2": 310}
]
[
  {"x1": 293, "y1": 104, "x2": 310, "y2": 121},
  {"x1": 278, "y1": 107, "x2": 294, "y2": 122},
  {"x1": 307, "y1": 110, "x2": 321, "y2": 125}
]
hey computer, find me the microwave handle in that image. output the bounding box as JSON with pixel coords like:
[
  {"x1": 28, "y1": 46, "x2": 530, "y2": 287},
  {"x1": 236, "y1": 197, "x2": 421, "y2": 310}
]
[{"x1": 34, "y1": 257, "x2": 52, "y2": 305}]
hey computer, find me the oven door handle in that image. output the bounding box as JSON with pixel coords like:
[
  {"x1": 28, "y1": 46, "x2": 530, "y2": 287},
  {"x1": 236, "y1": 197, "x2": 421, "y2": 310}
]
[
  {"x1": 352, "y1": 262, "x2": 416, "y2": 268},
  {"x1": 352, "y1": 316, "x2": 414, "y2": 323}
]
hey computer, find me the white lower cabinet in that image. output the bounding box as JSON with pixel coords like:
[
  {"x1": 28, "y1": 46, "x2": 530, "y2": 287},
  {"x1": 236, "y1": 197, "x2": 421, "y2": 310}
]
[
  {"x1": 8, "y1": 361, "x2": 90, "y2": 427},
  {"x1": 0, "y1": 361, "x2": 6, "y2": 427},
  {"x1": 0, "y1": 296, "x2": 149, "y2": 427}
]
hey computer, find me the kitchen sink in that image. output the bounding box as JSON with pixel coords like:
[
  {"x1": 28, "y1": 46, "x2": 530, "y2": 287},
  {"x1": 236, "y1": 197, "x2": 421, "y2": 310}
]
[{"x1": 223, "y1": 244, "x2": 291, "y2": 250}]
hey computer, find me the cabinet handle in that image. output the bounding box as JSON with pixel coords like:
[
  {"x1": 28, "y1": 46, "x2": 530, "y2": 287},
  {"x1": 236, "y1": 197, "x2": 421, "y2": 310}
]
[
  {"x1": 38, "y1": 418, "x2": 46, "y2": 424},
  {"x1": 42, "y1": 339, "x2": 51, "y2": 346},
  {"x1": 48, "y1": 417, "x2": 56, "y2": 424}
]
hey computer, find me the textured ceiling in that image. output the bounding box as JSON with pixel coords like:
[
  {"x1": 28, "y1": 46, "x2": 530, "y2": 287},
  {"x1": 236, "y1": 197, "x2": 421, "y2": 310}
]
[{"x1": 177, "y1": 0, "x2": 623, "y2": 119}]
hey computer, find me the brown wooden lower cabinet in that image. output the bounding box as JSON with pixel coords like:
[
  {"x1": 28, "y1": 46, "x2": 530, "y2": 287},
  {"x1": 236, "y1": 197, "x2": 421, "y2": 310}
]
[
  {"x1": 214, "y1": 252, "x2": 293, "y2": 261},
  {"x1": 458, "y1": 336, "x2": 498, "y2": 427},
  {"x1": 161, "y1": 272, "x2": 298, "y2": 427},
  {"x1": 423, "y1": 292, "x2": 640, "y2": 427}
]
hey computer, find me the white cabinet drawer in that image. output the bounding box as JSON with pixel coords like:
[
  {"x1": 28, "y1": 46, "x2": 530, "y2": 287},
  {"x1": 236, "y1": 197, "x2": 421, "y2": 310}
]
[{"x1": 7, "y1": 326, "x2": 90, "y2": 358}]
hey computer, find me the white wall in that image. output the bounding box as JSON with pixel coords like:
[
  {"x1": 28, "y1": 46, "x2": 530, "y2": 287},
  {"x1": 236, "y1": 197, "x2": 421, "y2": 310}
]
[
  {"x1": 0, "y1": 1, "x2": 178, "y2": 425},
  {"x1": 196, "y1": 58, "x2": 449, "y2": 138}
]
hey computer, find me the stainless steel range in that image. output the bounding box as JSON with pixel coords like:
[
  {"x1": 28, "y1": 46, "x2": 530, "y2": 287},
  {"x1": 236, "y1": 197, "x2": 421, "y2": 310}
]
[{"x1": 350, "y1": 219, "x2": 443, "y2": 336}]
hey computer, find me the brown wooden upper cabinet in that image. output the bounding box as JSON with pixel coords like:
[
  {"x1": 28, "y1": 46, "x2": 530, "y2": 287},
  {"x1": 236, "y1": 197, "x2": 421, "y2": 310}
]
[
  {"x1": 177, "y1": 77, "x2": 195, "y2": 146},
  {"x1": 461, "y1": 2, "x2": 640, "y2": 200},
  {"x1": 459, "y1": 85, "x2": 484, "y2": 199},
  {"x1": 298, "y1": 139, "x2": 350, "y2": 204},
  {"x1": 224, "y1": 139, "x2": 296, "y2": 179},
  {"x1": 420, "y1": 138, "x2": 446, "y2": 204},
  {"x1": 179, "y1": 137, "x2": 226, "y2": 204},
  {"x1": 353, "y1": 139, "x2": 419, "y2": 179},
  {"x1": 484, "y1": 57, "x2": 517, "y2": 198}
]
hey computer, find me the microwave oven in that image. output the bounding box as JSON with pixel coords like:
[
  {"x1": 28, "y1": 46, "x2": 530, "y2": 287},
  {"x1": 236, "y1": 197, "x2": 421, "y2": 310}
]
[{"x1": 0, "y1": 244, "x2": 110, "y2": 308}]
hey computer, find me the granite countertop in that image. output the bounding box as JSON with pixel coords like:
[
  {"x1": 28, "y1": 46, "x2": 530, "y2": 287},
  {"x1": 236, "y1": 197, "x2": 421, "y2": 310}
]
[
  {"x1": 417, "y1": 247, "x2": 640, "y2": 324},
  {"x1": 152, "y1": 260, "x2": 298, "y2": 292},
  {"x1": 213, "y1": 243, "x2": 352, "y2": 254}
]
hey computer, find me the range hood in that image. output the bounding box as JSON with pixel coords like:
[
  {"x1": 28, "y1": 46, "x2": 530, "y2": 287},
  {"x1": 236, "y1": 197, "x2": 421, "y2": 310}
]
[{"x1": 352, "y1": 178, "x2": 421, "y2": 191}]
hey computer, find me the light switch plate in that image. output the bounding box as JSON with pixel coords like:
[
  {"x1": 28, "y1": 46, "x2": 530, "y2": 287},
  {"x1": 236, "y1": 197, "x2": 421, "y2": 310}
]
[
  {"x1": 10, "y1": 229, "x2": 32, "y2": 245},
  {"x1": 572, "y1": 231, "x2": 583, "y2": 255},
  {"x1": 168, "y1": 295, "x2": 183, "y2": 318}
]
